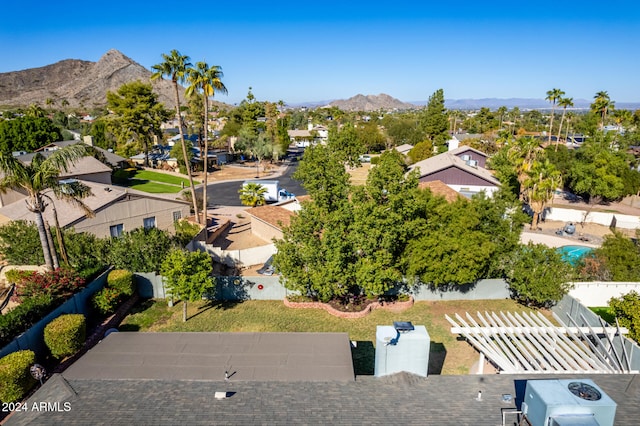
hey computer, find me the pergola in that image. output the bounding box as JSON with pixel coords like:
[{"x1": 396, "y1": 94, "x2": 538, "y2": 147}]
[{"x1": 447, "y1": 311, "x2": 636, "y2": 374}]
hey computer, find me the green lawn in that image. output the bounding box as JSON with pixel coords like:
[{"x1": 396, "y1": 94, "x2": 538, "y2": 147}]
[
  {"x1": 134, "y1": 170, "x2": 199, "y2": 186},
  {"x1": 590, "y1": 306, "x2": 616, "y2": 324},
  {"x1": 128, "y1": 179, "x2": 184, "y2": 193},
  {"x1": 120, "y1": 298, "x2": 542, "y2": 375}
]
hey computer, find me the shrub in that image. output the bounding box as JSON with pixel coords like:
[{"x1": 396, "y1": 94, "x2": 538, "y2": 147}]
[
  {"x1": 13, "y1": 268, "x2": 85, "y2": 302},
  {"x1": 4, "y1": 269, "x2": 34, "y2": 284},
  {"x1": 44, "y1": 314, "x2": 86, "y2": 359},
  {"x1": 107, "y1": 270, "x2": 135, "y2": 297},
  {"x1": 609, "y1": 291, "x2": 640, "y2": 343},
  {"x1": 0, "y1": 220, "x2": 44, "y2": 265},
  {"x1": 0, "y1": 295, "x2": 56, "y2": 348},
  {"x1": 92, "y1": 287, "x2": 122, "y2": 316},
  {"x1": 0, "y1": 350, "x2": 36, "y2": 402}
]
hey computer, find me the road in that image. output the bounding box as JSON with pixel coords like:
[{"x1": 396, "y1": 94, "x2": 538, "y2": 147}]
[{"x1": 201, "y1": 162, "x2": 306, "y2": 207}]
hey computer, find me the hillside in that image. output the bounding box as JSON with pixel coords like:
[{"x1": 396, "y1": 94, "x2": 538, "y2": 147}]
[
  {"x1": 0, "y1": 50, "x2": 182, "y2": 109},
  {"x1": 328, "y1": 93, "x2": 416, "y2": 111}
]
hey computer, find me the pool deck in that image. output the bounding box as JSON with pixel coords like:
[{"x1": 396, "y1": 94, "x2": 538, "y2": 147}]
[{"x1": 520, "y1": 231, "x2": 599, "y2": 248}]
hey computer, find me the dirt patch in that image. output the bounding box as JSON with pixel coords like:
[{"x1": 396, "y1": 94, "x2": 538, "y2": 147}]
[{"x1": 194, "y1": 162, "x2": 284, "y2": 182}]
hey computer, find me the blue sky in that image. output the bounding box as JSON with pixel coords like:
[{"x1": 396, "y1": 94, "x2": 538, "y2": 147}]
[{"x1": 2, "y1": 1, "x2": 640, "y2": 105}]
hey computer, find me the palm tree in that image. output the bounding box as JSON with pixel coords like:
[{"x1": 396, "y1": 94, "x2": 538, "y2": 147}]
[
  {"x1": 508, "y1": 136, "x2": 542, "y2": 201},
  {"x1": 186, "y1": 62, "x2": 227, "y2": 223},
  {"x1": 545, "y1": 88, "x2": 565, "y2": 144},
  {"x1": 524, "y1": 158, "x2": 562, "y2": 230},
  {"x1": 151, "y1": 50, "x2": 201, "y2": 224},
  {"x1": 555, "y1": 97, "x2": 574, "y2": 151},
  {"x1": 591, "y1": 91, "x2": 615, "y2": 128},
  {"x1": 0, "y1": 144, "x2": 93, "y2": 270},
  {"x1": 238, "y1": 182, "x2": 268, "y2": 207}
]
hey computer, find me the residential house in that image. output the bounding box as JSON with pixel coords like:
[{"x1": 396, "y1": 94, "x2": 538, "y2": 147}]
[
  {"x1": 287, "y1": 122, "x2": 329, "y2": 147},
  {"x1": 0, "y1": 180, "x2": 190, "y2": 238},
  {"x1": 245, "y1": 205, "x2": 295, "y2": 242},
  {"x1": 393, "y1": 144, "x2": 414, "y2": 156},
  {"x1": 409, "y1": 146, "x2": 499, "y2": 198}
]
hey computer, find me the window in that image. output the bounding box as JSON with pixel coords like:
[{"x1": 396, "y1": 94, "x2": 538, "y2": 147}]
[
  {"x1": 172, "y1": 211, "x2": 182, "y2": 222},
  {"x1": 143, "y1": 217, "x2": 156, "y2": 230},
  {"x1": 110, "y1": 224, "x2": 124, "y2": 238}
]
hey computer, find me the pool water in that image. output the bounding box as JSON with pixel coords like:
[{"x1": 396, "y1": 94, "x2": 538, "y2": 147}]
[{"x1": 557, "y1": 245, "x2": 593, "y2": 265}]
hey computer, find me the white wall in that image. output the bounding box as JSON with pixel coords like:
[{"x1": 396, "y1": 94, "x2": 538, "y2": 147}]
[
  {"x1": 569, "y1": 282, "x2": 640, "y2": 306},
  {"x1": 193, "y1": 241, "x2": 276, "y2": 267},
  {"x1": 543, "y1": 207, "x2": 640, "y2": 230}
]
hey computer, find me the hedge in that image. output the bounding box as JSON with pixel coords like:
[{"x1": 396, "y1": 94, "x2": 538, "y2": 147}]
[
  {"x1": 0, "y1": 350, "x2": 36, "y2": 402},
  {"x1": 92, "y1": 287, "x2": 122, "y2": 316},
  {"x1": 0, "y1": 295, "x2": 56, "y2": 348},
  {"x1": 107, "y1": 269, "x2": 135, "y2": 297},
  {"x1": 44, "y1": 314, "x2": 86, "y2": 359}
]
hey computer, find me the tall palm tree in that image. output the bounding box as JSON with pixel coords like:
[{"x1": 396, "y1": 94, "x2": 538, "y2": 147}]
[
  {"x1": 545, "y1": 88, "x2": 565, "y2": 144},
  {"x1": 151, "y1": 50, "x2": 201, "y2": 224},
  {"x1": 0, "y1": 144, "x2": 92, "y2": 270},
  {"x1": 591, "y1": 91, "x2": 614, "y2": 128},
  {"x1": 186, "y1": 62, "x2": 227, "y2": 223},
  {"x1": 524, "y1": 158, "x2": 562, "y2": 230},
  {"x1": 555, "y1": 97, "x2": 574, "y2": 151}
]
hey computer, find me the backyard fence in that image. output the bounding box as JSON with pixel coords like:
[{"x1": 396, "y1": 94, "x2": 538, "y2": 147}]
[
  {"x1": 0, "y1": 268, "x2": 111, "y2": 359},
  {"x1": 569, "y1": 282, "x2": 640, "y2": 307}
]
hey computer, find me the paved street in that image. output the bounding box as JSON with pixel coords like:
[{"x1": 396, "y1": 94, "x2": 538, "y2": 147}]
[{"x1": 201, "y1": 161, "x2": 305, "y2": 207}]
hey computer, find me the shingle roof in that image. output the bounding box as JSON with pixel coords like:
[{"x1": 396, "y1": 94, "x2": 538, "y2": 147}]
[
  {"x1": 446, "y1": 145, "x2": 488, "y2": 159},
  {"x1": 33, "y1": 140, "x2": 127, "y2": 167},
  {"x1": 7, "y1": 372, "x2": 640, "y2": 425},
  {"x1": 409, "y1": 151, "x2": 500, "y2": 186}
]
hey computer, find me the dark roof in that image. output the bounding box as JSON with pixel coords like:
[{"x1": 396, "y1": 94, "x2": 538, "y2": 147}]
[
  {"x1": 63, "y1": 332, "x2": 354, "y2": 382},
  {"x1": 7, "y1": 372, "x2": 640, "y2": 425}
]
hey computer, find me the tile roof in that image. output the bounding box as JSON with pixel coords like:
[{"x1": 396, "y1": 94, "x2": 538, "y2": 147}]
[
  {"x1": 246, "y1": 205, "x2": 295, "y2": 230},
  {"x1": 418, "y1": 180, "x2": 466, "y2": 203}
]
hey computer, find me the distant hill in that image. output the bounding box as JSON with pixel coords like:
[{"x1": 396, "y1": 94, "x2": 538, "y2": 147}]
[
  {"x1": 0, "y1": 50, "x2": 230, "y2": 110},
  {"x1": 328, "y1": 93, "x2": 415, "y2": 111}
]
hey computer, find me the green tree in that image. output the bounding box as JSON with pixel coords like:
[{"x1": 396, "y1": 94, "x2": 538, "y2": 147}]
[
  {"x1": 421, "y1": 89, "x2": 449, "y2": 150},
  {"x1": 328, "y1": 123, "x2": 365, "y2": 167},
  {"x1": 160, "y1": 248, "x2": 215, "y2": 322},
  {"x1": 170, "y1": 139, "x2": 194, "y2": 174},
  {"x1": 588, "y1": 232, "x2": 640, "y2": 281},
  {"x1": 609, "y1": 291, "x2": 640, "y2": 343},
  {"x1": 152, "y1": 49, "x2": 201, "y2": 224},
  {"x1": 186, "y1": 61, "x2": 227, "y2": 221},
  {"x1": 238, "y1": 182, "x2": 268, "y2": 207},
  {"x1": 407, "y1": 140, "x2": 434, "y2": 163},
  {"x1": 106, "y1": 81, "x2": 171, "y2": 168},
  {"x1": 293, "y1": 145, "x2": 351, "y2": 213},
  {"x1": 106, "y1": 227, "x2": 174, "y2": 273},
  {"x1": 545, "y1": 88, "x2": 565, "y2": 144},
  {"x1": 0, "y1": 144, "x2": 92, "y2": 270},
  {"x1": 0, "y1": 220, "x2": 43, "y2": 265},
  {"x1": 505, "y1": 243, "x2": 574, "y2": 307},
  {"x1": 0, "y1": 116, "x2": 63, "y2": 153}
]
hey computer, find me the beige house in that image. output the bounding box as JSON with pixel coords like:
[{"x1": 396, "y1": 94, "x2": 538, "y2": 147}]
[{"x1": 0, "y1": 180, "x2": 190, "y2": 238}]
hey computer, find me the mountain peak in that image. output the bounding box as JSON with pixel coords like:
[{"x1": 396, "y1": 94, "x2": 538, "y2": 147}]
[{"x1": 329, "y1": 93, "x2": 415, "y2": 111}]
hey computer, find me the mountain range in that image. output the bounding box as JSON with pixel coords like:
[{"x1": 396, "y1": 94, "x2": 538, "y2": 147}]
[{"x1": 1, "y1": 50, "x2": 639, "y2": 112}]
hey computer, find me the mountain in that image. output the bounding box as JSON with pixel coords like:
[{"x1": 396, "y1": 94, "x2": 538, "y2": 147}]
[
  {"x1": 328, "y1": 93, "x2": 415, "y2": 111},
  {"x1": 0, "y1": 49, "x2": 182, "y2": 109}
]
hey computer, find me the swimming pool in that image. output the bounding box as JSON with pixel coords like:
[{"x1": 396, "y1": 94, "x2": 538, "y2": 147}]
[{"x1": 557, "y1": 245, "x2": 594, "y2": 265}]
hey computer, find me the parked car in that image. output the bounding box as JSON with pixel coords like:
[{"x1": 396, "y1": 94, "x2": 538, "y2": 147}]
[{"x1": 359, "y1": 154, "x2": 371, "y2": 163}]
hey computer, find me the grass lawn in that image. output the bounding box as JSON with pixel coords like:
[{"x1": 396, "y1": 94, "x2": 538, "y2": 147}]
[
  {"x1": 134, "y1": 170, "x2": 199, "y2": 186},
  {"x1": 128, "y1": 179, "x2": 184, "y2": 193},
  {"x1": 590, "y1": 306, "x2": 616, "y2": 324},
  {"x1": 121, "y1": 298, "x2": 546, "y2": 375}
]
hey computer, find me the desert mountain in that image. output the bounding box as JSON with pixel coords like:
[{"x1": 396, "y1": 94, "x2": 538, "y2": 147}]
[
  {"x1": 328, "y1": 93, "x2": 415, "y2": 111},
  {"x1": 0, "y1": 49, "x2": 183, "y2": 109}
]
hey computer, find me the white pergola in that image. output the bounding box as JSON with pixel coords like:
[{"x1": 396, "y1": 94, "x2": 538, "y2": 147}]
[{"x1": 447, "y1": 311, "x2": 636, "y2": 374}]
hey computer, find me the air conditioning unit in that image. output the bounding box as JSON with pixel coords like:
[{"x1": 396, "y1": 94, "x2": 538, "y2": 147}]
[
  {"x1": 522, "y1": 379, "x2": 616, "y2": 426},
  {"x1": 460, "y1": 154, "x2": 471, "y2": 161},
  {"x1": 466, "y1": 159, "x2": 478, "y2": 168}
]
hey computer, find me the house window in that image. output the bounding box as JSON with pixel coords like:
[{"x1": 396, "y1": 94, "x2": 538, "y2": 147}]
[
  {"x1": 172, "y1": 211, "x2": 182, "y2": 222},
  {"x1": 110, "y1": 224, "x2": 124, "y2": 238},
  {"x1": 143, "y1": 217, "x2": 156, "y2": 230}
]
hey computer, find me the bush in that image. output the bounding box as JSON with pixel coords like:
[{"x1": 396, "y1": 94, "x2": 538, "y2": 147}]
[
  {"x1": 0, "y1": 220, "x2": 44, "y2": 265},
  {"x1": 0, "y1": 350, "x2": 36, "y2": 402},
  {"x1": 13, "y1": 268, "x2": 85, "y2": 302},
  {"x1": 44, "y1": 314, "x2": 86, "y2": 359},
  {"x1": 0, "y1": 295, "x2": 56, "y2": 348},
  {"x1": 4, "y1": 269, "x2": 34, "y2": 284},
  {"x1": 107, "y1": 270, "x2": 135, "y2": 297},
  {"x1": 92, "y1": 287, "x2": 122, "y2": 316},
  {"x1": 609, "y1": 291, "x2": 640, "y2": 343}
]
